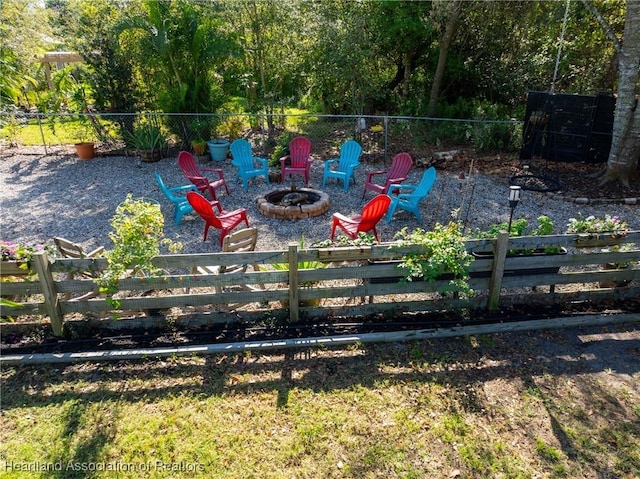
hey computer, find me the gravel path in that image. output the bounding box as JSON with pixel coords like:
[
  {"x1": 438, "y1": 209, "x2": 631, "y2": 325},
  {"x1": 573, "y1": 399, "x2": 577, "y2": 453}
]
[{"x1": 1, "y1": 146, "x2": 638, "y2": 255}]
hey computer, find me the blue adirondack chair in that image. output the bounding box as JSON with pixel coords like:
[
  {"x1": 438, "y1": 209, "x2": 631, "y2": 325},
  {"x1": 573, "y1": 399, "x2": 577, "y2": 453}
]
[
  {"x1": 230, "y1": 139, "x2": 270, "y2": 190},
  {"x1": 385, "y1": 167, "x2": 437, "y2": 223},
  {"x1": 155, "y1": 171, "x2": 198, "y2": 226},
  {"x1": 321, "y1": 140, "x2": 362, "y2": 191}
]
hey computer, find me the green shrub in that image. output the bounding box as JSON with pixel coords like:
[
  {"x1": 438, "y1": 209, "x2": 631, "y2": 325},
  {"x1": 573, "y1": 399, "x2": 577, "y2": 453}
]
[
  {"x1": 467, "y1": 101, "x2": 521, "y2": 153},
  {"x1": 96, "y1": 195, "x2": 181, "y2": 307},
  {"x1": 393, "y1": 222, "x2": 474, "y2": 297}
]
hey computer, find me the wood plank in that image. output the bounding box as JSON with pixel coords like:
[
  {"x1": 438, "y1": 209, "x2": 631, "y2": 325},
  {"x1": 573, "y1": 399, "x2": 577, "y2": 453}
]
[
  {"x1": 0, "y1": 281, "x2": 43, "y2": 295},
  {"x1": 288, "y1": 243, "x2": 299, "y2": 322},
  {"x1": 31, "y1": 253, "x2": 63, "y2": 335},
  {"x1": 0, "y1": 261, "x2": 35, "y2": 277},
  {"x1": 487, "y1": 231, "x2": 508, "y2": 310},
  {"x1": 2, "y1": 232, "x2": 639, "y2": 330}
]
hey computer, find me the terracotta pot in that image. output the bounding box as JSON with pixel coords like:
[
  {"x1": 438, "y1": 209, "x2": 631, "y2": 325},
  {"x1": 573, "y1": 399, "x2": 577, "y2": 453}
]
[
  {"x1": 192, "y1": 142, "x2": 206, "y2": 156},
  {"x1": 74, "y1": 142, "x2": 95, "y2": 160}
]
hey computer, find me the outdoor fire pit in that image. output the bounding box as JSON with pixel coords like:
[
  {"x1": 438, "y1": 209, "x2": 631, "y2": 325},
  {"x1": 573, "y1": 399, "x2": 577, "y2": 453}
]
[{"x1": 256, "y1": 186, "x2": 330, "y2": 220}]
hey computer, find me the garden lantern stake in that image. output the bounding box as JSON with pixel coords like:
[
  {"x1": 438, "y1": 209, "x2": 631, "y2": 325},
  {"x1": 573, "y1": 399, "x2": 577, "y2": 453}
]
[{"x1": 507, "y1": 186, "x2": 521, "y2": 235}]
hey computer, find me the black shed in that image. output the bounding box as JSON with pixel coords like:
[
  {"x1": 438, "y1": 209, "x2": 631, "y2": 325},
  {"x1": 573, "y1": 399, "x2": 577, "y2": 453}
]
[{"x1": 520, "y1": 91, "x2": 615, "y2": 164}]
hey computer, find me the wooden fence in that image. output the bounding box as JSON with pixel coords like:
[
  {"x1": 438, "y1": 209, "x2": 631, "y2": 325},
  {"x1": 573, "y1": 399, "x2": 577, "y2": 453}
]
[{"x1": 1, "y1": 231, "x2": 639, "y2": 337}]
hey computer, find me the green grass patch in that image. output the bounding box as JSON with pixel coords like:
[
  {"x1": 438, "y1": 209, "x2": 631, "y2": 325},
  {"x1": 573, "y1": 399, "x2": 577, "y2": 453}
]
[
  {"x1": 1, "y1": 117, "x2": 98, "y2": 146},
  {"x1": 1, "y1": 340, "x2": 639, "y2": 479}
]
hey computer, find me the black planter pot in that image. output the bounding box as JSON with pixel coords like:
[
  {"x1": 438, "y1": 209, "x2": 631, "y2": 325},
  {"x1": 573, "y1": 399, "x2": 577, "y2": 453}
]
[
  {"x1": 366, "y1": 259, "x2": 455, "y2": 284},
  {"x1": 470, "y1": 247, "x2": 567, "y2": 278},
  {"x1": 598, "y1": 263, "x2": 631, "y2": 288}
]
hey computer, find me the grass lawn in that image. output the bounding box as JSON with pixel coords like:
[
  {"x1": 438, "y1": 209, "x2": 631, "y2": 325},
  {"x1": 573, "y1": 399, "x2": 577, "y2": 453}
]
[
  {"x1": 1, "y1": 328, "x2": 639, "y2": 478},
  {"x1": 1, "y1": 117, "x2": 100, "y2": 146}
]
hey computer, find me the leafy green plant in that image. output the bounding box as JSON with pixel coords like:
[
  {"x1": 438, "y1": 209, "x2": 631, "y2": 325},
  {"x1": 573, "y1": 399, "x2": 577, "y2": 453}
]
[
  {"x1": 531, "y1": 215, "x2": 554, "y2": 236},
  {"x1": 126, "y1": 112, "x2": 166, "y2": 151},
  {"x1": 271, "y1": 236, "x2": 327, "y2": 273},
  {"x1": 313, "y1": 232, "x2": 376, "y2": 248},
  {"x1": 1, "y1": 240, "x2": 56, "y2": 310},
  {"x1": 72, "y1": 119, "x2": 95, "y2": 144},
  {"x1": 96, "y1": 194, "x2": 181, "y2": 307},
  {"x1": 269, "y1": 131, "x2": 297, "y2": 167},
  {"x1": 217, "y1": 112, "x2": 246, "y2": 141},
  {"x1": 189, "y1": 118, "x2": 216, "y2": 143},
  {"x1": 393, "y1": 222, "x2": 474, "y2": 297},
  {"x1": 467, "y1": 101, "x2": 522, "y2": 153},
  {"x1": 0, "y1": 108, "x2": 22, "y2": 146},
  {"x1": 471, "y1": 215, "x2": 560, "y2": 254},
  {"x1": 473, "y1": 217, "x2": 529, "y2": 238}
]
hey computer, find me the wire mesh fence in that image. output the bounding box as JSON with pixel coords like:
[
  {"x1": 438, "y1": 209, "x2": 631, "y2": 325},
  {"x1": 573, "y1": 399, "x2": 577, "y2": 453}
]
[{"x1": 1, "y1": 110, "x2": 524, "y2": 164}]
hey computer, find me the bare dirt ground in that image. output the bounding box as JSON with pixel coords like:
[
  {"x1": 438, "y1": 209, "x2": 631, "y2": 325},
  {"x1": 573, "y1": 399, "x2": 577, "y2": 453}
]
[{"x1": 441, "y1": 151, "x2": 640, "y2": 201}]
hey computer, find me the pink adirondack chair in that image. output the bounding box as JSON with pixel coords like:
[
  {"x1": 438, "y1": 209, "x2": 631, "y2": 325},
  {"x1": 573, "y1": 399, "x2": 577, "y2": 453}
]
[
  {"x1": 186, "y1": 191, "x2": 249, "y2": 246},
  {"x1": 280, "y1": 136, "x2": 313, "y2": 184},
  {"x1": 178, "y1": 151, "x2": 230, "y2": 201},
  {"x1": 362, "y1": 152, "x2": 413, "y2": 198},
  {"x1": 331, "y1": 194, "x2": 391, "y2": 243}
]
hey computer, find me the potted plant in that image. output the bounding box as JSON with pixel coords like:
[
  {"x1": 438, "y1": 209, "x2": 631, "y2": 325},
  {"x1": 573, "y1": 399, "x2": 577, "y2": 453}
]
[
  {"x1": 73, "y1": 121, "x2": 96, "y2": 160},
  {"x1": 566, "y1": 214, "x2": 629, "y2": 251},
  {"x1": 207, "y1": 139, "x2": 230, "y2": 162},
  {"x1": 207, "y1": 113, "x2": 245, "y2": 162},
  {"x1": 469, "y1": 215, "x2": 566, "y2": 276},
  {"x1": 1, "y1": 240, "x2": 56, "y2": 306},
  {"x1": 566, "y1": 214, "x2": 628, "y2": 235},
  {"x1": 191, "y1": 139, "x2": 207, "y2": 156},
  {"x1": 599, "y1": 243, "x2": 637, "y2": 288},
  {"x1": 126, "y1": 113, "x2": 166, "y2": 162}
]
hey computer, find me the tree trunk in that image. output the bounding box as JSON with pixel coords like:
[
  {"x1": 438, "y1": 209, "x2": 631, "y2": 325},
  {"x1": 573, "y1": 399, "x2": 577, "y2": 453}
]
[
  {"x1": 403, "y1": 51, "x2": 412, "y2": 98},
  {"x1": 600, "y1": 0, "x2": 640, "y2": 187},
  {"x1": 427, "y1": 0, "x2": 461, "y2": 117}
]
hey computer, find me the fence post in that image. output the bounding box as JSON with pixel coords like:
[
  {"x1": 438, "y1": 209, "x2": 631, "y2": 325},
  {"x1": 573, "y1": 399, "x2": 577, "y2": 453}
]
[
  {"x1": 383, "y1": 116, "x2": 389, "y2": 163},
  {"x1": 36, "y1": 113, "x2": 48, "y2": 155},
  {"x1": 31, "y1": 252, "x2": 64, "y2": 336},
  {"x1": 288, "y1": 242, "x2": 299, "y2": 323},
  {"x1": 487, "y1": 231, "x2": 509, "y2": 311}
]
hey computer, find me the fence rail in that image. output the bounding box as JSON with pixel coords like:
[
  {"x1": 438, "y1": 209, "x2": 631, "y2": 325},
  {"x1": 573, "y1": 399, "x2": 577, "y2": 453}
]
[{"x1": 2, "y1": 232, "x2": 639, "y2": 338}]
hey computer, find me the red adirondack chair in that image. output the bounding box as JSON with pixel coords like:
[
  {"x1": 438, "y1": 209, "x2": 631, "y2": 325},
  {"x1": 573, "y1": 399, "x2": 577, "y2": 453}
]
[
  {"x1": 330, "y1": 194, "x2": 391, "y2": 243},
  {"x1": 280, "y1": 136, "x2": 313, "y2": 184},
  {"x1": 186, "y1": 191, "x2": 249, "y2": 246},
  {"x1": 362, "y1": 152, "x2": 413, "y2": 198},
  {"x1": 178, "y1": 150, "x2": 230, "y2": 201}
]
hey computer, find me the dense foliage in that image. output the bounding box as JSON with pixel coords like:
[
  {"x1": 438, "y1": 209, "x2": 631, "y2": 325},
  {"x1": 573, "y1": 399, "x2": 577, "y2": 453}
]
[
  {"x1": 1, "y1": 0, "x2": 626, "y2": 119},
  {"x1": 3, "y1": 0, "x2": 637, "y2": 184}
]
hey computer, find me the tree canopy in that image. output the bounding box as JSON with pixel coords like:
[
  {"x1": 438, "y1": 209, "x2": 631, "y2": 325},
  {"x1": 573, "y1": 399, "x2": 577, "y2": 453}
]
[{"x1": 2, "y1": 0, "x2": 636, "y2": 184}]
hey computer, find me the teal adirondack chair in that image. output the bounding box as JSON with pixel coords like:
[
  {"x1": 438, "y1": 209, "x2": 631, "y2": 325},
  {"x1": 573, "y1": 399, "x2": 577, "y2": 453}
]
[
  {"x1": 230, "y1": 139, "x2": 270, "y2": 190},
  {"x1": 321, "y1": 140, "x2": 362, "y2": 191},
  {"x1": 154, "y1": 171, "x2": 198, "y2": 225},
  {"x1": 385, "y1": 167, "x2": 436, "y2": 223}
]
